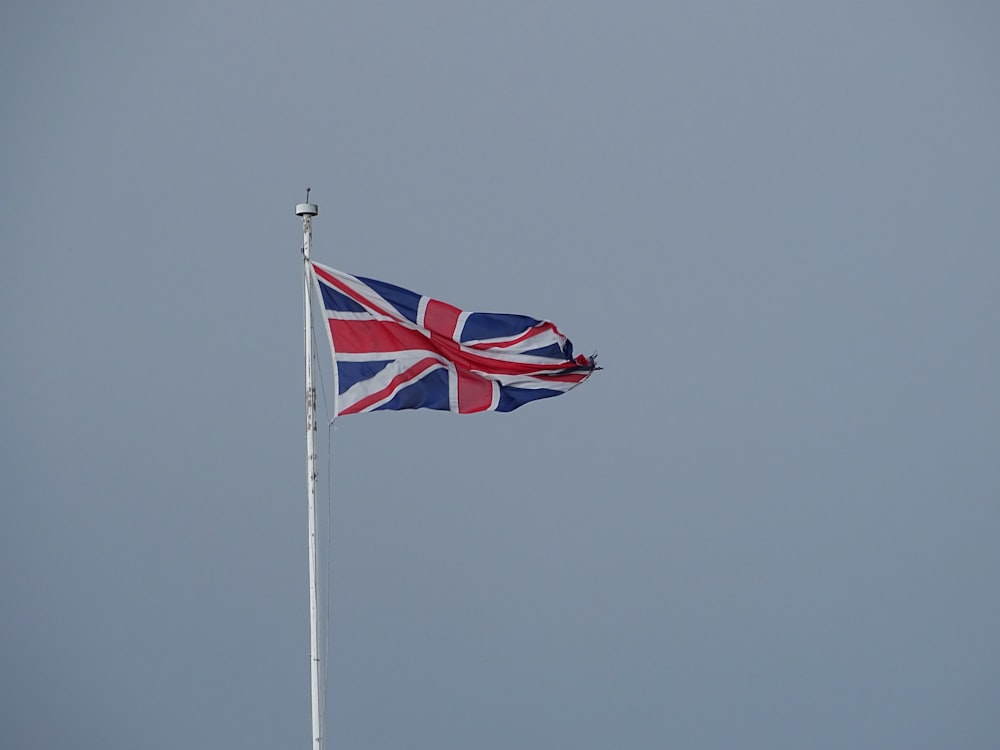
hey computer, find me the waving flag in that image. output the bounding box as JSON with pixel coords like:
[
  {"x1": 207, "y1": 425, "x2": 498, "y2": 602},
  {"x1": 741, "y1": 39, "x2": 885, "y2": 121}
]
[{"x1": 311, "y1": 262, "x2": 596, "y2": 416}]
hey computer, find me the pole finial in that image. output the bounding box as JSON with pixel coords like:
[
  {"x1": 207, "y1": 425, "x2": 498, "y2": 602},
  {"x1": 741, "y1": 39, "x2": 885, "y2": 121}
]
[{"x1": 296, "y1": 188, "x2": 319, "y2": 217}]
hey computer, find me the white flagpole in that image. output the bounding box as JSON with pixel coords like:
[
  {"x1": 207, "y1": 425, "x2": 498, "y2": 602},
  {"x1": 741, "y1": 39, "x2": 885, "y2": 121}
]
[{"x1": 296, "y1": 191, "x2": 323, "y2": 750}]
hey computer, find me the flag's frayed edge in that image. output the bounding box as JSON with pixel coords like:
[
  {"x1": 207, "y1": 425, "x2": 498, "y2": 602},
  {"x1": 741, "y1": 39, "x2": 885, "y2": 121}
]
[{"x1": 568, "y1": 352, "x2": 600, "y2": 392}]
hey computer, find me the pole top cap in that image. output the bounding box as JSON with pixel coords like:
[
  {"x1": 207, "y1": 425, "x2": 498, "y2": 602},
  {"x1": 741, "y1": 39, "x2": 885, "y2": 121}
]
[{"x1": 295, "y1": 187, "x2": 318, "y2": 216}]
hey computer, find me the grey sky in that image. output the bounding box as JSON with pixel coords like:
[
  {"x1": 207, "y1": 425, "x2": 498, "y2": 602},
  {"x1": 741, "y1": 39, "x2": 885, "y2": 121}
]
[{"x1": 3, "y1": 1, "x2": 999, "y2": 748}]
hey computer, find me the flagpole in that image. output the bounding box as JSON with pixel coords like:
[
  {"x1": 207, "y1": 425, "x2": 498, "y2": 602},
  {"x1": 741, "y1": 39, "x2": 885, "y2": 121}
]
[{"x1": 296, "y1": 191, "x2": 323, "y2": 750}]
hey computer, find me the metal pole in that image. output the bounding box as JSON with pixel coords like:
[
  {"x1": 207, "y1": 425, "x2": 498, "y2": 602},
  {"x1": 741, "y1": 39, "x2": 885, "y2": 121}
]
[{"x1": 296, "y1": 192, "x2": 322, "y2": 750}]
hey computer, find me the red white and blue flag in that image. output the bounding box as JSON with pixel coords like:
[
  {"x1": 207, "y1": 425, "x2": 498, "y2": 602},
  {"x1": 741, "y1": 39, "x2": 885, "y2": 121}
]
[{"x1": 311, "y1": 262, "x2": 596, "y2": 416}]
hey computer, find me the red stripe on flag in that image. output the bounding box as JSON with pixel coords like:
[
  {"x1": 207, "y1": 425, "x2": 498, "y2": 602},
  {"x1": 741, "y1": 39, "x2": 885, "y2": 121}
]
[
  {"x1": 423, "y1": 299, "x2": 462, "y2": 338},
  {"x1": 456, "y1": 370, "x2": 494, "y2": 414},
  {"x1": 528, "y1": 369, "x2": 592, "y2": 384},
  {"x1": 329, "y1": 319, "x2": 588, "y2": 382},
  {"x1": 429, "y1": 333, "x2": 590, "y2": 378},
  {"x1": 328, "y1": 319, "x2": 431, "y2": 354}
]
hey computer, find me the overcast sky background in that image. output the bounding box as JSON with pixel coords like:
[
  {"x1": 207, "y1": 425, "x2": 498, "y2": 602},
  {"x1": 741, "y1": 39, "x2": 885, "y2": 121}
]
[{"x1": 3, "y1": 1, "x2": 999, "y2": 748}]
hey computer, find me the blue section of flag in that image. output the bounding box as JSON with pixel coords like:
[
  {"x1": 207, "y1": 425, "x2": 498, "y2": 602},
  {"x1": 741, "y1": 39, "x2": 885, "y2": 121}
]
[
  {"x1": 319, "y1": 282, "x2": 367, "y2": 313},
  {"x1": 359, "y1": 276, "x2": 421, "y2": 324},
  {"x1": 496, "y1": 386, "x2": 565, "y2": 412},
  {"x1": 374, "y1": 368, "x2": 451, "y2": 411},
  {"x1": 522, "y1": 342, "x2": 572, "y2": 360},
  {"x1": 461, "y1": 311, "x2": 541, "y2": 343},
  {"x1": 337, "y1": 360, "x2": 393, "y2": 395}
]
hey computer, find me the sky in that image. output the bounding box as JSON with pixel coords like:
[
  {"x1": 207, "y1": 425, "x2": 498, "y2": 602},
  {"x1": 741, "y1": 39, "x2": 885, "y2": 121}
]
[{"x1": 2, "y1": 1, "x2": 999, "y2": 748}]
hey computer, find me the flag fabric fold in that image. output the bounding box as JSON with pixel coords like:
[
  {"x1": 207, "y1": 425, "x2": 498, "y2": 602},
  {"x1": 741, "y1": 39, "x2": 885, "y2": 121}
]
[{"x1": 310, "y1": 261, "x2": 596, "y2": 416}]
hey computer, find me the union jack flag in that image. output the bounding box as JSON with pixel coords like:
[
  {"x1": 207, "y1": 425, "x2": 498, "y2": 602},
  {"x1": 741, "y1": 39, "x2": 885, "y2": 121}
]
[{"x1": 311, "y1": 262, "x2": 596, "y2": 416}]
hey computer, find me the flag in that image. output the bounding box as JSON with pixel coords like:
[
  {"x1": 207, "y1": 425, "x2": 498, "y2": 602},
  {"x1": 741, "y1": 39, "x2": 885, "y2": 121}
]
[{"x1": 311, "y1": 262, "x2": 596, "y2": 416}]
